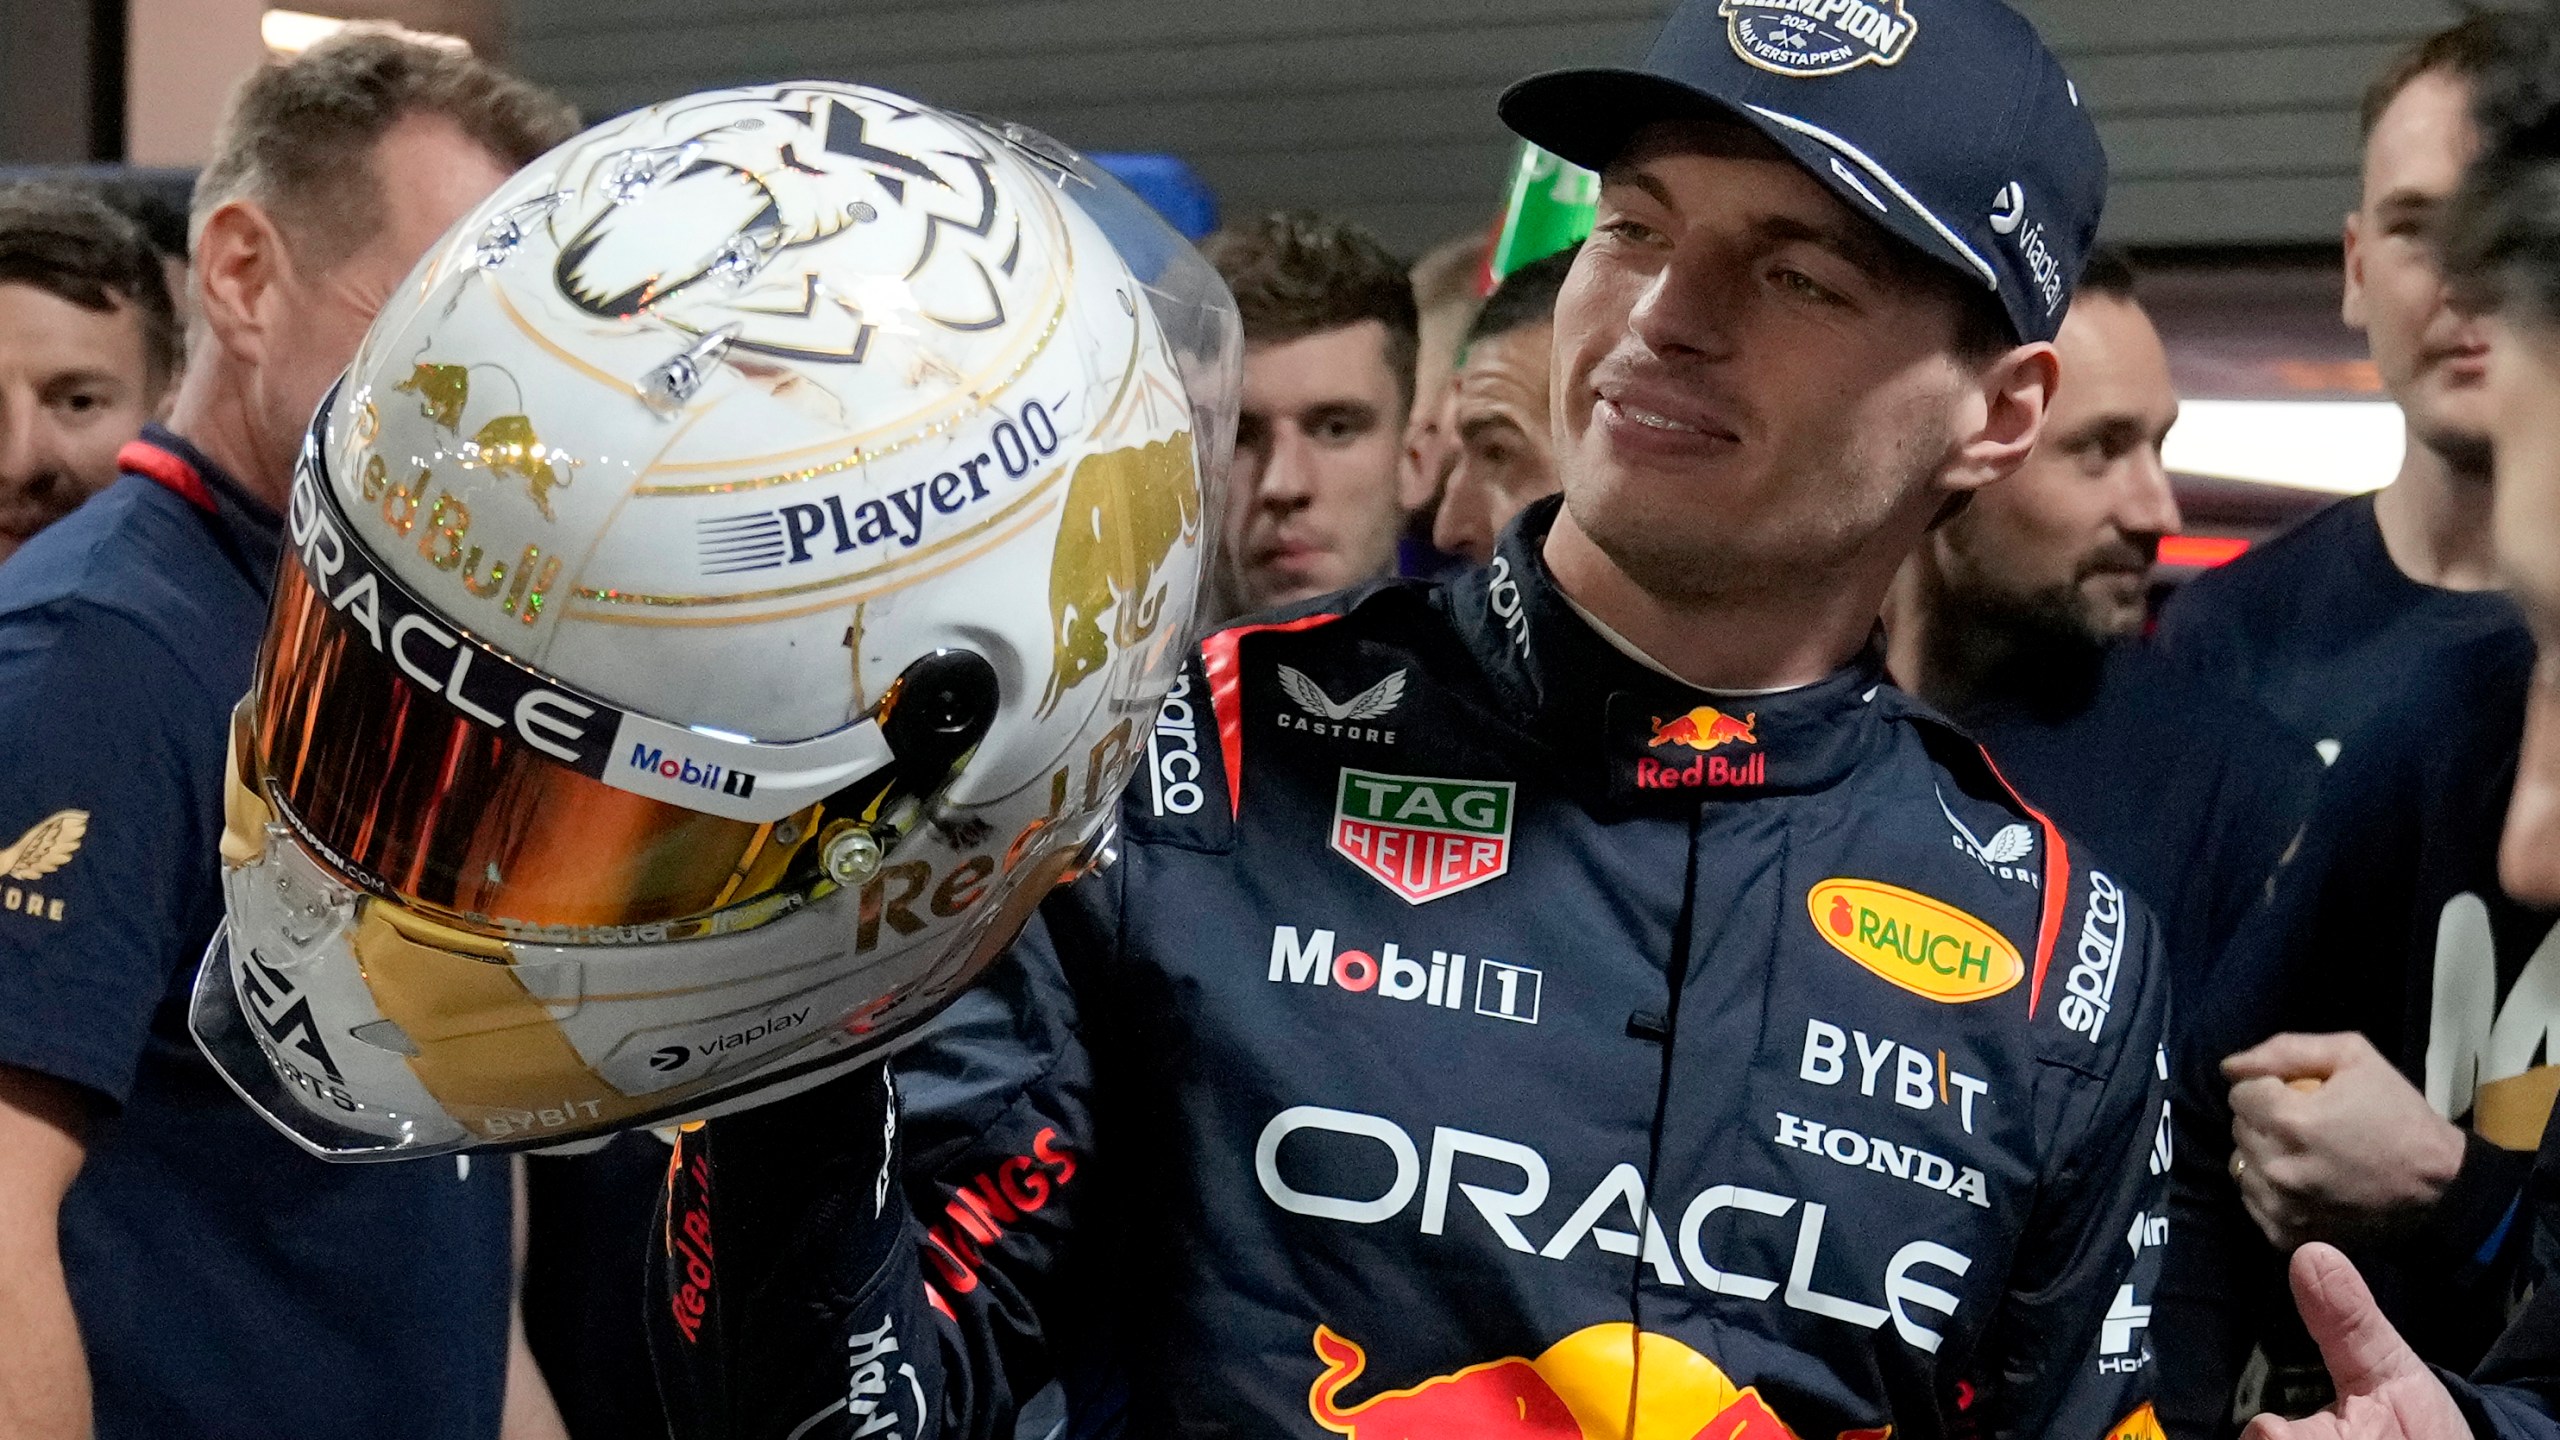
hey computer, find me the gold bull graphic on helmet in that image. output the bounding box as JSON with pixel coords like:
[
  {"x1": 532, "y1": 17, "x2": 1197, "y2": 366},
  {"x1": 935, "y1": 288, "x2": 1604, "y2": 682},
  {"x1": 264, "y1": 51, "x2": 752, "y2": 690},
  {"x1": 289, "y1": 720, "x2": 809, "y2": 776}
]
[
  {"x1": 1040, "y1": 433, "x2": 1199, "y2": 716},
  {"x1": 390, "y1": 364, "x2": 575, "y2": 520}
]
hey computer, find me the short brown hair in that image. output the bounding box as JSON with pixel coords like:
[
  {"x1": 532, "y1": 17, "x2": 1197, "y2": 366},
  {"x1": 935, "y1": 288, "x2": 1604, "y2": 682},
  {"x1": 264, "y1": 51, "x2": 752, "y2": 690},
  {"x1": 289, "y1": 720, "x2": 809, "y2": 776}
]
[
  {"x1": 2362, "y1": 10, "x2": 2541, "y2": 139},
  {"x1": 1201, "y1": 211, "x2": 1420, "y2": 415},
  {"x1": 192, "y1": 25, "x2": 578, "y2": 270},
  {"x1": 0, "y1": 183, "x2": 181, "y2": 386}
]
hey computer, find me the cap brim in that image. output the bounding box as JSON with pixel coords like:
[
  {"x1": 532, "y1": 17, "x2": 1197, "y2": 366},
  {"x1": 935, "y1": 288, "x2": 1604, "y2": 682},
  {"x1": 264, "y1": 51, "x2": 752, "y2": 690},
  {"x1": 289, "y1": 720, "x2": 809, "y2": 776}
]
[
  {"x1": 1498, "y1": 68, "x2": 1743, "y2": 176},
  {"x1": 1498, "y1": 67, "x2": 2005, "y2": 305}
]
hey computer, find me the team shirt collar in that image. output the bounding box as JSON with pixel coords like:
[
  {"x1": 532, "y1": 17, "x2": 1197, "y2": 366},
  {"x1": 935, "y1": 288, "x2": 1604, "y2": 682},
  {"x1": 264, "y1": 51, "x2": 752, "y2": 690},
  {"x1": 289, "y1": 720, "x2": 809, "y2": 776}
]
[
  {"x1": 1453, "y1": 497, "x2": 1890, "y2": 809},
  {"x1": 120, "y1": 424, "x2": 282, "y2": 590}
]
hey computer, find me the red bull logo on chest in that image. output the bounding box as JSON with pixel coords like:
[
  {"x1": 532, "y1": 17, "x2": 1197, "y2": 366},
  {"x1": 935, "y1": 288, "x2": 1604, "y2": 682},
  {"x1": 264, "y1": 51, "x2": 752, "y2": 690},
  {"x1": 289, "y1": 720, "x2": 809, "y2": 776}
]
[
  {"x1": 1636, "y1": 707, "x2": 1765, "y2": 791},
  {"x1": 1331, "y1": 769, "x2": 1514, "y2": 905}
]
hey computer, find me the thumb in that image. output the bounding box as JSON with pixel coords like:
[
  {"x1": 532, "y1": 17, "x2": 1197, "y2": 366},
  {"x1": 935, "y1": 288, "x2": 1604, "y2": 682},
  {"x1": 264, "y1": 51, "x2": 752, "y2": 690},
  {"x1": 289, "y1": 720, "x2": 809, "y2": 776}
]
[
  {"x1": 2290, "y1": 1242, "x2": 2425, "y2": 1397},
  {"x1": 2226, "y1": 1032, "x2": 2358, "y2": 1083}
]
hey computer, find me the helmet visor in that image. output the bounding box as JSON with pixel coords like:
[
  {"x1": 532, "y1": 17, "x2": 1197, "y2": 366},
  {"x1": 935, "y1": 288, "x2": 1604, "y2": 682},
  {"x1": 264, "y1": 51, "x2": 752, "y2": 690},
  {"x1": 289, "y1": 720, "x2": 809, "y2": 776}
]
[{"x1": 255, "y1": 439, "x2": 898, "y2": 939}]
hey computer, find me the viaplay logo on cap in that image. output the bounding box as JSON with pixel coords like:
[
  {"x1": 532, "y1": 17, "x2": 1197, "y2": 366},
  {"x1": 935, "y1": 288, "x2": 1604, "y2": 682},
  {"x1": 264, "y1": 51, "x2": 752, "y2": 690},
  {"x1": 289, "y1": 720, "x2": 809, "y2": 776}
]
[{"x1": 1720, "y1": 0, "x2": 1919, "y2": 78}]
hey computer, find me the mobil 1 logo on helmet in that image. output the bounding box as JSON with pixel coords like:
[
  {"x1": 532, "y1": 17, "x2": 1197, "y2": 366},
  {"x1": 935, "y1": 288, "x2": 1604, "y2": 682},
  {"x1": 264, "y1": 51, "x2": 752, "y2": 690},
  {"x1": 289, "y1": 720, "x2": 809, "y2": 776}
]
[{"x1": 1330, "y1": 769, "x2": 1513, "y2": 905}]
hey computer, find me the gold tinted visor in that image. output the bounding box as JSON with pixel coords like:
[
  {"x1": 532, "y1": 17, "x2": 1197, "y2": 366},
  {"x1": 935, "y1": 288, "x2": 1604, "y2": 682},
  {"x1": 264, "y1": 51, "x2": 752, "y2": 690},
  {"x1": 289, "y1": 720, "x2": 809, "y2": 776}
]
[{"x1": 250, "y1": 557, "x2": 821, "y2": 939}]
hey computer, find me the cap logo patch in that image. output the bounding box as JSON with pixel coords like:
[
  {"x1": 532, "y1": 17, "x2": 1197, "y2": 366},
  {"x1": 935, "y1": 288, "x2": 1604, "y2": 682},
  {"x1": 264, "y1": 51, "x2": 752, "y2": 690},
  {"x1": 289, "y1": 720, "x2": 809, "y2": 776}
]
[
  {"x1": 1988, "y1": 183, "x2": 2025, "y2": 235},
  {"x1": 1720, "y1": 0, "x2": 1918, "y2": 78}
]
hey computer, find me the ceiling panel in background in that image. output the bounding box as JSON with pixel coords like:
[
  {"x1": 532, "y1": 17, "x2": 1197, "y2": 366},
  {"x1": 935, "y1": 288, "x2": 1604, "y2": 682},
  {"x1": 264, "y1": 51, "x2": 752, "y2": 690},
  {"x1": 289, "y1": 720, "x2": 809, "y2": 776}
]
[{"x1": 509, "y1": 0, "x2": 2467, "y2": 255}]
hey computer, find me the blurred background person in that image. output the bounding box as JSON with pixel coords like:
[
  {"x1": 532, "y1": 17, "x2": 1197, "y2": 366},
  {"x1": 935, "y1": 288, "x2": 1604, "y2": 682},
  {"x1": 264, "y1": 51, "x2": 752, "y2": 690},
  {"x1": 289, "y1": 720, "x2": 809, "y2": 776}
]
[
  {"x1": 2157, "y1": 13, "x2": 2531, "y2": 772},
  {"x1": 1884, "y1": 245, "x2": 2317, "y2": 1003},
  {"x1": 0, "y1": 29, "x2": 577, "y2": 1440},
  {"x1": 2154, "y1": 18, "x2": 2555, "y2": 1438},
  {"x1": 94, "y1": 183, "x2": 191, "y2": 328},
  {"x1": 1401, "y1": 229, "x2": 1488, "y2": 545},
  {"x1": 1430, "y1": 240, "x2": 1574, "y2": 566},
  {"x1": 1201, "y1": 211, "x2": 1423, "y2": 616},
  {"x1": 0, "y1": 184, "x2": 178, "y2": 562},
  {"x1": 2225, "y1": 16, "x2": 2560, "y2": 1435}
]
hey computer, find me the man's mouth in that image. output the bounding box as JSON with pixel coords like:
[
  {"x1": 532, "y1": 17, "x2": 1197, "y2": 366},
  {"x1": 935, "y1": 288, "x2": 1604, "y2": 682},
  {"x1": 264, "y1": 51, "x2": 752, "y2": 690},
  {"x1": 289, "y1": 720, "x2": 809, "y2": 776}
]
[{"x1": 1592, "y1": 392, "x2": 1743, "y2": 451}]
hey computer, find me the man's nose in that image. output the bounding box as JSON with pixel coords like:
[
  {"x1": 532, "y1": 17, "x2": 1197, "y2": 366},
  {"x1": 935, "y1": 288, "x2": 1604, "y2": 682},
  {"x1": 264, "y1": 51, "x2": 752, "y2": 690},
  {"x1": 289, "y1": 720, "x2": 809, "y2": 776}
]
[
  {"x1": 0, "y1": 396, "x2": 54, "y2": 492},
  {"x1": 2115, "y1": 444, "x2": 2183, "y2": 543},
  {"x1": 1625, "y1": 245, "x2": 1745, "y2": 362},
  {"x1": 1257, "y1": 424, "x2": 1317, "y2": 507}
]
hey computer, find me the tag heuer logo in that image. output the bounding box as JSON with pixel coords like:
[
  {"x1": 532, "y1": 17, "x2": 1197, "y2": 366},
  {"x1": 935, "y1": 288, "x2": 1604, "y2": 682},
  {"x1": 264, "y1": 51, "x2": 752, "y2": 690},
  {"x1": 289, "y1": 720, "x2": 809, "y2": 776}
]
[
  {"x1": 1331, "y1": 769, "x2": 1513, "y2": 905},
  {"x1": 1721, "y1": 0, "x2": 1918, "y2": 78}
]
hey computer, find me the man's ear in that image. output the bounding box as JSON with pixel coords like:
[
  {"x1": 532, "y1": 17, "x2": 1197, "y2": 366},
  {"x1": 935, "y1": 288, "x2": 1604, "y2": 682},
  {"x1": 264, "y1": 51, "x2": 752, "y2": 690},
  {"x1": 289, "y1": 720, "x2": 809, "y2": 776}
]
[
  {"x1": 1941, "y1": 340, "x2": 2057, "y2": 497},
  {"x1": 2342, "y1": 211, "x2": 2370, "y2": 331},
  {"x1": 192, "y1": 199, "x2": 292, "y2": 367}
]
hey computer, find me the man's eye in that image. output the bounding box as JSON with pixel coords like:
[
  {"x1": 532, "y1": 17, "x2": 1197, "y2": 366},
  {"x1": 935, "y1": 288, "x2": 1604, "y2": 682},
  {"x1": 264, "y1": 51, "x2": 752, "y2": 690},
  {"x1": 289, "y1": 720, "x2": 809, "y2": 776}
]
[
  {"x1": 1774, "y1": 269, "x2": 1839, "y2": 303},
  {"x1": 1314, "y1": 416, "x2": 1364, "y2": 444},
  {"x1": 58, "y1": 393, "x2": 102, "y2": 415},
  {"x1": 1598, "y1": 217, "x2": 1664, "y2": 246}
]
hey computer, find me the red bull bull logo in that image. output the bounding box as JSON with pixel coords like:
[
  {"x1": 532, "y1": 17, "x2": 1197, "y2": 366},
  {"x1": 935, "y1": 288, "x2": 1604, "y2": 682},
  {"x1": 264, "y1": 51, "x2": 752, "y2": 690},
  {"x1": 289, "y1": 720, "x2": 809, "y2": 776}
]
[
  {"x1": 1647, "y1": 706, "x2": 1757, "y2": 752},
  {"x1": 1636, "y1": 706, "x2": 1764, "y2": 791},
  {"x1": 1307, "y1": 1323, "x2": 1801, "y2": 1440}
]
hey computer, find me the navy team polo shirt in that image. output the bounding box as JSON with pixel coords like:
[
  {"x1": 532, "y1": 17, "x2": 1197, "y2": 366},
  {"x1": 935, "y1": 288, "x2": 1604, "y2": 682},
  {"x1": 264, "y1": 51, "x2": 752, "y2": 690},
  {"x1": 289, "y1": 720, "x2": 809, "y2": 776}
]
[{"x1": 0, "y1": 426, "x2": 512, "y2": 1439}]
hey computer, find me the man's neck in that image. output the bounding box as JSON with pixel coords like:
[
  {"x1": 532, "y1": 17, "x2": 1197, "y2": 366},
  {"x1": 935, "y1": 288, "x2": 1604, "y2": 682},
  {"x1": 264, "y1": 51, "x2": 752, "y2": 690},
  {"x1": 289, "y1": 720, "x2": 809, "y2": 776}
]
[
  {"x1": 2373, "y1": 427, "x2": 2499, "y2": 592},
  {"x1": 161, "y1": 360, "x2": 286, "y2": 511},
  {"x1": 1541, "y1": 505, "x2": 1889, "y2": 692}
]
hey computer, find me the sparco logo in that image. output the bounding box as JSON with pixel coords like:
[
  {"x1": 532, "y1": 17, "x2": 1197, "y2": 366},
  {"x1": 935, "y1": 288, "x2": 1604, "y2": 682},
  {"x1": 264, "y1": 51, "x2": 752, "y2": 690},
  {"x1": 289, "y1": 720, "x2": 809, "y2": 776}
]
[
  {"x1": 1720, "y1": 0, "x2": 1917, "y2": 78},
  {"x1": 1145, "y1": 671, "x2": 1204, "y2": 817},
  {"x1": 695, "y1": 401, "x2": 1063, "y2": 576},
  {"x1": 1267, "y1": 924, "x2": 1540, "y2": 1024},
  {"x1": 1255, "y1": 1105, "x2": 1973, "y2": 1354},
  {"x1": 628, "y1": 743, "x2": 757, "y2": 799},
  {"x1": 1486, "y1": 554, "x2": 1528, "y2": 656},
  {"x1": 2058, "y1": 870, "x2": 2127, "y2": 1042}
]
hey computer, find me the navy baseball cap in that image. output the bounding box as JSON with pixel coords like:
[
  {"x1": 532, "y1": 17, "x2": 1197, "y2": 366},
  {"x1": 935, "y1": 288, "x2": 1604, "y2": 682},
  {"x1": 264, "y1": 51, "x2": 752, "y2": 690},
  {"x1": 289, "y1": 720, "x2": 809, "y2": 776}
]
[{"x1": 1500, "y1": 0, "x2": 2106, "y2": 344}]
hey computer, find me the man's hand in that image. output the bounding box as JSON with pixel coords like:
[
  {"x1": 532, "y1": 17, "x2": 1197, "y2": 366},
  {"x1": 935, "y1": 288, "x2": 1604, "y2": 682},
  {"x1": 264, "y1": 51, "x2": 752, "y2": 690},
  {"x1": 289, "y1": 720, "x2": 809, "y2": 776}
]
[
  {"x1": 2224, "y1": 1032, "x2": 2467, "y2": 1249},
  {"x1": 2242, "y1": 1243, "x2": 2469, "y2": 1440}
]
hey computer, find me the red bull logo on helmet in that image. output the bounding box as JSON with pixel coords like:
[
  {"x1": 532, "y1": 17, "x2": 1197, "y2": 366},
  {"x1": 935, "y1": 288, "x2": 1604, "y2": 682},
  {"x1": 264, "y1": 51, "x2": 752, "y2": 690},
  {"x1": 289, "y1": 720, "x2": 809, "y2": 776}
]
[{"x1": 1307, "y1": 1322, "x2": 1799, "y2": 1440}]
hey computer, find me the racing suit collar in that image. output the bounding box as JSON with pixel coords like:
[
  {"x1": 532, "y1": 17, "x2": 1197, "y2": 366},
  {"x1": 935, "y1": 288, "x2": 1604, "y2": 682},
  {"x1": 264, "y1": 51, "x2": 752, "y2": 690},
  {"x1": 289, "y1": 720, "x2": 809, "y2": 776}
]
[{"x1": 1453, "y1": 497, "x2": 1891, "y2": 808}]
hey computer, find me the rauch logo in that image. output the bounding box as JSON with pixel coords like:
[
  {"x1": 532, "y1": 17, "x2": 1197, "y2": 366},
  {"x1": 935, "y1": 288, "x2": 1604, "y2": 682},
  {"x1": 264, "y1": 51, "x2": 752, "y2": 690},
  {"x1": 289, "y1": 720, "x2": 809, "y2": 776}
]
[
  {"x1": 1807, "y1": 879, "x2": 2022, "y2": 1004},
  {"x1": 1330, "y1": 769, "x2": 1513, "y2": 905}
]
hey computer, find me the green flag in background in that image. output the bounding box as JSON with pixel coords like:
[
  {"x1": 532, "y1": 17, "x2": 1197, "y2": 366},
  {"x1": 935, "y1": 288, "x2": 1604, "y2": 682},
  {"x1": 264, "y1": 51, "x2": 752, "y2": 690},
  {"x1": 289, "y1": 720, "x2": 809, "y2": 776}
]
[{"x1": 1489, "y1": 141, "x2": 1598, "y2": 283}]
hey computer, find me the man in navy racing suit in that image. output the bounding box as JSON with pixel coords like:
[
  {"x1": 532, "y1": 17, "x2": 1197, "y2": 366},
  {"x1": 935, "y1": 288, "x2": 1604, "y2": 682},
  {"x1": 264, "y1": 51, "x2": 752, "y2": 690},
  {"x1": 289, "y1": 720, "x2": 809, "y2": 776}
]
[{"x1": 648, "y1": 4, "x2": 2171, "y2": 1438}]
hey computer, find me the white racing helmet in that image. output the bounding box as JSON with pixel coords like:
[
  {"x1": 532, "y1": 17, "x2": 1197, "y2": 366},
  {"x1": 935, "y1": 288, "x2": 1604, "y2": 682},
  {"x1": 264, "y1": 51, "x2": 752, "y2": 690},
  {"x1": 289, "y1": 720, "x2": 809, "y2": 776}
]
[{"x1": 189, "y1": 83, "x2": 1240, "y2": 1160}]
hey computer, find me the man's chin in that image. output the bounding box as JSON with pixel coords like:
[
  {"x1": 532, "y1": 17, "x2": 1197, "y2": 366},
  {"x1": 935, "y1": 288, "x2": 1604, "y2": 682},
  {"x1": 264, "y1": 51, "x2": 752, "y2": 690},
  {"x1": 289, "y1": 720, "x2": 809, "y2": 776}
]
[{"x1": 1242, "y1": 562, "x2": 1344, "y2": 613}]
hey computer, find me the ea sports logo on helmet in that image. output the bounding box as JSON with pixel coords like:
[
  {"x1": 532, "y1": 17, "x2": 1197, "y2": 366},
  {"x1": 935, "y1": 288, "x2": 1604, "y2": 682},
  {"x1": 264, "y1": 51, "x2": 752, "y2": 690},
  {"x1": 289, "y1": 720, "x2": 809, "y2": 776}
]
[{"x1": 1720, "y1": 0, "x2": 1918, "y2": 78}]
